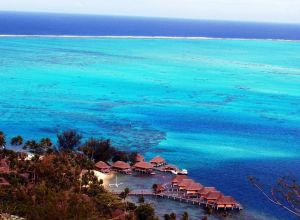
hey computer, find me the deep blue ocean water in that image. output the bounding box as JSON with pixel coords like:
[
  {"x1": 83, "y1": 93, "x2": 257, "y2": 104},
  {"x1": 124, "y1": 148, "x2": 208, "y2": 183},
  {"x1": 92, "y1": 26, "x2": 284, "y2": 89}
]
[
  {"x1": 1, "y1": 11, "x2": 300, "y2": 40},
  {"x1": 1, "y1": 12, "x2": 300, "y2": 220}
]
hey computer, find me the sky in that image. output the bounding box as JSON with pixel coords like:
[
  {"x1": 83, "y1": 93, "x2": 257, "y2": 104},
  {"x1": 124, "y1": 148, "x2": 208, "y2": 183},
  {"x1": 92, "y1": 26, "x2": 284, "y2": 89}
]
[{"x1": 1, "y1": 0, "x2": 300, "y2": 24}]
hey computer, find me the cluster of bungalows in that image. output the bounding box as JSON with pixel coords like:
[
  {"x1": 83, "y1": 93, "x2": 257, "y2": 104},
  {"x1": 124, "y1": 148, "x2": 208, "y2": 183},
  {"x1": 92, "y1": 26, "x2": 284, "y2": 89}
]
[
  {"x1": 94, "y1": 155, "x2": 166, "y2": 175},
  {"x1": 169, "y1": 176, "x2": 241, "y2": 210}
]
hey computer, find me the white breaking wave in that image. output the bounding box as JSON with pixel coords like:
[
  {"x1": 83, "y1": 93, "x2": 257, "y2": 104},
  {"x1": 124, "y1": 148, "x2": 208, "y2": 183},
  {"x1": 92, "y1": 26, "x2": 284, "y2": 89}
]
[{"x1": 0, "y1": 35, "x2": 299, "y2": 42}]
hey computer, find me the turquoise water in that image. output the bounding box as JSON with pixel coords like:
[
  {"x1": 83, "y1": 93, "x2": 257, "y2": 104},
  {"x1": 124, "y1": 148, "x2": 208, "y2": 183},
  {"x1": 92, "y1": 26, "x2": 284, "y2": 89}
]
[{"x1": 1, "y1": 37, "x2": 300, "y2": 219}]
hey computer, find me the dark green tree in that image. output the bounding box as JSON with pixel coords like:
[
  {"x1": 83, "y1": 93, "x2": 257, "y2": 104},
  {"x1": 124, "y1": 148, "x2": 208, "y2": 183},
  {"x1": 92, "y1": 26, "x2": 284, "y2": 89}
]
[
  {"x1": 57, "y1": 130, "x2": 82, "y2": 152},
  {"x1": 164, "y1": 214, "x2": 171, "y2": 220},
  {"x1": 134, "y1": 203, "x2": 155, "y2": 220},
  {"x1": 170, "y1": 212, "x2": 176, "y2": 220},
  {"x1": 182, "y1": 212, "x2": 189, "y2": 220},
  {"x1": 80, "y1": 138, "x2": 116, "y2": 162},
  {"x1": 120, "y1": 187, "x2": 130, "y2": 213},
  {"x1": 138, "y1": 195, "x2": 145, "y2": 203},
  {"x1": 0, "y1": 131, "x2": 6, "y2": 148},
  {"x1": 11, "y1": 135, "x2": 23, "y2": 146}
]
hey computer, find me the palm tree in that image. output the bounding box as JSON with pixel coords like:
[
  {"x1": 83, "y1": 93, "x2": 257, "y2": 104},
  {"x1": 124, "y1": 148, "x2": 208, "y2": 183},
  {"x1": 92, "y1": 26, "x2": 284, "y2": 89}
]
[
  {"x1": 57, "y1": 130, "x2": 82, "y2": 152},
  {"x1": 120, "y1": 187, "x2": 130, "y2": 213},
  {"x1": 40, "y1": 138, "x2": 52, "y2": 147},
  {"x1": 170, "y1": 212, "x2": 176, "y2": 220},
  {"x1": 11, "y1": 135, "x2": 23, "y2": 146},
  {"x1": 0, "y1": 131, "x2": 6, "y2": 149},
  {"x1": 182, "y1": 212, "x2": 189, "y2": 220}
]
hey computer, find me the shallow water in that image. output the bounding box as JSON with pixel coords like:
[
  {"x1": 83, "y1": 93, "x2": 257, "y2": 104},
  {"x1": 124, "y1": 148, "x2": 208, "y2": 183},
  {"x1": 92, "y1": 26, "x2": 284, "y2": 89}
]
[{"x1": 1, "y1": 37, "x2": 300, "y2": 219}]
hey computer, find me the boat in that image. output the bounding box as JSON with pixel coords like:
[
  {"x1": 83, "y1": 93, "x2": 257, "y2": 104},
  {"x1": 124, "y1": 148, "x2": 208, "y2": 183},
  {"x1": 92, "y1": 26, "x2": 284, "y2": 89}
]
[{"x1": 171, "y1": 169, "x2": 188, "y2": 175}]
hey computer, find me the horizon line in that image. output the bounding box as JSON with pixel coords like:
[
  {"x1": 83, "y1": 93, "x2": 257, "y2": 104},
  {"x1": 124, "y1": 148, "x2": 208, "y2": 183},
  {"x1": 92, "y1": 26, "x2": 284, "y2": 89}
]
[{"x1": 1, "y1": 35, "x2": 300, "y2": 42}]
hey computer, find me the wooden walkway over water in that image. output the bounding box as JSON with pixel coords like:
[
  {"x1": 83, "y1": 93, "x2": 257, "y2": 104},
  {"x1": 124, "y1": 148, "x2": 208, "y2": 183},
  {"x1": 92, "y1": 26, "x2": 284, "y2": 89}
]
[{"x1": 111, "y1": 189, "x2": 243, "y2": 210}]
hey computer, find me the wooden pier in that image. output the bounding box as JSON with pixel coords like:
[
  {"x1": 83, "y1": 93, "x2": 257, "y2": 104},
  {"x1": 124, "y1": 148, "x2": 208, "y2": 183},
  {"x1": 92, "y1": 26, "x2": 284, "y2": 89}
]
[{"x1": 110, "y1": 189, "x2": 243, "y2": 211}]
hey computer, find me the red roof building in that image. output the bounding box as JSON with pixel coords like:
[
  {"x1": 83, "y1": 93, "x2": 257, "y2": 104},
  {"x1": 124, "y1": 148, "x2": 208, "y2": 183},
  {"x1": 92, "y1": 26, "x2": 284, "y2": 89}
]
[
  {"x1": 133, "y1": 161, "x2": 154, "y2": 174},
  {"x1": 135, "y1": 154, "x2": 145, "y2": 162},
  {"x1": 178, "y1": 179, "x2": 195, "y2": 190},
  {"x1": 112, "y1": 161, "x2": 131, "y2": 174},
  {"x1": 150, "y1": 156, "x2": 166, "y2": 167},
  {"x1": 198, "y1": 187, "x2": 217, "y2": 197},
  {"x1": 185, "y1": 183, "x2": 204, "y2": 195},
  {"x1": 95, "y1": 161, "x2": 110, "y2": 173},
  {"x1": 172, "y1": 175, "x2": 188, "y2": 184},
  {"x1": 203, "y1": 191, "x2": 223, "y2": 204},
  {"x1": 214, "y1": 196, "x2": 238, "y2": 210}
]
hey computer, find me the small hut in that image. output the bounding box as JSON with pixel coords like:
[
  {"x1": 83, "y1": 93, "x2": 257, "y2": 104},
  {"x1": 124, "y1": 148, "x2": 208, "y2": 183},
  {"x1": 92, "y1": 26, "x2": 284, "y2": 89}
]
[
  {"x1": 135, "y1": 154, "x2": 145, "y2": 162},
  {"x1": 112, "y1": 161, "x2": 131, "y2": 174},
  {"x1": 95, "y1": 161, "x2": 110, "y2": 173},
  {"x1": 150, "y1": 156, "x2": 166, "y2": 167},
  {"x1": 203, "y1": 191, "x2": 223, "y2": 205},
  {"x1": 198, "y1": 187, "x2": 216, "y2": 198},
  {"x1": 214, "y1": 196, "x2": 238, "y2": 210},
  {"x1": 171, "y1": 175, "x2": 188, "y2": 187},
  {"x1": 185, "y1": 183, "x2": 204, "y2": 197},
  {"x1": 133, "y1": 161, "x2": 154, "y2": 174},
  {"x1": 178, "y1": 179, "x2": 194, "y2": 191}
]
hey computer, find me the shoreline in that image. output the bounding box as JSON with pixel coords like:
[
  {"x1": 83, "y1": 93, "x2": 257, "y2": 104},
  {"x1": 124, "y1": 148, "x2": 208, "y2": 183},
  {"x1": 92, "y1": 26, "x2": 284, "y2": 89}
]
[{"x1": 0, "y1": 34, "x2": 300, "y2": 42}]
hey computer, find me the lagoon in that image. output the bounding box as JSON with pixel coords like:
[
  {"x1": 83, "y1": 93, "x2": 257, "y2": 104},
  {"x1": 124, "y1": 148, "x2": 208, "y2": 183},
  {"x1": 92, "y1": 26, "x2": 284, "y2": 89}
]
[{"x1": 1, "y1": 37, "x2": 300, "y2": 219}]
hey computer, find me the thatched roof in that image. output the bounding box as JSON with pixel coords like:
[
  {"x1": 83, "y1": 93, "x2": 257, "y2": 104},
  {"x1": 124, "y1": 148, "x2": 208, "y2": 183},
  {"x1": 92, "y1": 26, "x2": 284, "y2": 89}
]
[
  {"x1": 172, "y1": 175, "x2": 188, "y2": 184},
  {"x1": 186, "y1": 182, "x2": 204, "y2": 191},
  {"x1": 204, "y1": 191, "x2": 223, "y2": 200},
  {"x1": 95, "y1": 161, "x2": 110, "y2": 170},
  {"x1": 136, "y1": 154, "x2": 145, "y2": 162},
  {"x1": 215, "y1": 196, "x2": 237, "y2": 205},
  {"x1": 178, "y1": 179, "x2": 194, "y2": 188},
  {"x1": 150, "y1": 156, "x2": 165, "y2": 164},
  {"x1": 112, "y1": 161, "x2": 131, "y2": 169},
  {"x1": 199, "y1": 187, "x2": 216, "y2": 195},
  {"x1": 134, "y1": 161, "x2": 154, "y2": 169}
]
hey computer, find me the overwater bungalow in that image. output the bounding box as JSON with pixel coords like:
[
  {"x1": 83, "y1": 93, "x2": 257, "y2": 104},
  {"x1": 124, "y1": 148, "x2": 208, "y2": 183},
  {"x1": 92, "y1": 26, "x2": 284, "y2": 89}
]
[
  {"x1": 135, "y1": 154, "x2": 145, "y2": 162},
  {"x1": 133, "y1": 161, "x2": 154, "y2": 174},
  {"x1": 171, "y1": 175, "x2": 188, "y2": 187},
  {"x1": 95, "y1": 161, "x2": 110, "y2": 173},
  {"x1": 178, "y1": 178, "x2": 195, "y2": 191},
  {"x1": 203, "y1": 191, "x2": 223, "y2": 205},
  {"x1": 150, "y1": 156, "x2": 166, "y2": 167},
  {"x1": 111, "y1": 161, "x2": 131, "y2": 174},
  {"x1": 0, "y1": 159, "x2": 9, "y2": 174},
  {"x1": 198, "y1": 187, "x2": 217, "y2": 198},
  {"x1": 0, "y1": 177, "x2": 10, "y2": 187},
  {"x1": 185, "y1": 182, "x2": 204, "y2": 197},
  {"x1": 214, "y1": 196, "x2": 238, "y2": 210}
]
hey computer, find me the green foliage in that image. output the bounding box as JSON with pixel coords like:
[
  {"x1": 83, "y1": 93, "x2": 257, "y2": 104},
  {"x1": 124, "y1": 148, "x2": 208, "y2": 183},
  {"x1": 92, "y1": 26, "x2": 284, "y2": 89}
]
[
  {"x1": 23, "y1": 138, "x2": 53, "y2": 155},
  {"x1": 164, "y1": 214, "x2": 171, "y2": 220},
  {"x1": 170, "y1": 212, "x2": 176, "y2": 220},
  {"x1": 182, "y1": 211, "x2": 189, "y2": 220},
  {"x1": 57, "y1": 130, "x2": 82, "y2": 152},
  {"x1": 0, "y1": 131, "x2": 6, "y2": 147},
  {"x1": 11, "y1": 135, "x2": 23, "y2": 146},
  {"x1": 134, "y1": 203, "x2": 156, "y2": 220},
  {"x1": 138, "y1": 195, "x2": 145, "y2": 203},
  {"x1": 0, "y1": 150, "x2": 124, "y2": 220},
  {"x1": 80, "y1": 138, "x2": 116, "y2": 161}
]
